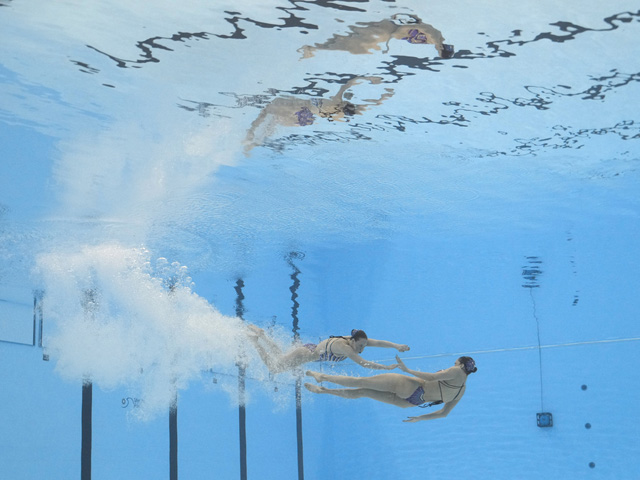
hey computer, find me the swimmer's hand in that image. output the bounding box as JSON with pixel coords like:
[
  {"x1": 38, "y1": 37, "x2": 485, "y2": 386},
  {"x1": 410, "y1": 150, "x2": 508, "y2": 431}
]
[
  {"x1": 395, "y1": 355, "x2": 409, "y2": 372},
  {"x1": 396, "y1": 344, "x2": 410, "y2": 352},
  {"x1": 403, "y1": 416, "x2": 422, "y2": 423},
  {"x1": 384, "y1": 363, "x2": 399, "y2": 370}
]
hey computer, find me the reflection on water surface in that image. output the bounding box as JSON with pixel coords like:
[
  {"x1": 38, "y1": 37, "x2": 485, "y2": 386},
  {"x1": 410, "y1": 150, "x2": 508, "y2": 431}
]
[{"x1": 1, "y1": 1, "x2": 639, "y2": 479}]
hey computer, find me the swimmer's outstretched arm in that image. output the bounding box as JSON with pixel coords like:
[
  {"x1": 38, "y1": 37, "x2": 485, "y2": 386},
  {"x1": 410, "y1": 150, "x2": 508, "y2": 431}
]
[
  {"x1": 395, "y1": 356, "x2": 458, "y2": 381},
  {"x1": 339, "y1": 349, "x2": 398, "y2": 370},
  {"x1": 367, "y1": 339, "x2": 410, "y2": 352},
  {"x1": 403, "y1": 397, "x2": 461, "y2": 422}
]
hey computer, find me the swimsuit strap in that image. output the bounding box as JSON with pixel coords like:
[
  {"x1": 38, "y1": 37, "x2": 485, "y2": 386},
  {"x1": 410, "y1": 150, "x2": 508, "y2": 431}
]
[
  {"x1": 439, "y1": 380, "x2": 464, "y2": 402},
  {"x1": 419, "y1": 381, "x2": 463, "y2": 408}
]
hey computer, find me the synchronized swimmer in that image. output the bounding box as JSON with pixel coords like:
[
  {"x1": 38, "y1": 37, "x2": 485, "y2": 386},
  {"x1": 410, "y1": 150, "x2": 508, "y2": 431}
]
[
  {"x1": 246, "y1": 324, "x2": 477, "y2": 422},
  {"x1": 305, "y1": 355, "x2": 477, "y2": 422},
  {"x1": 247, "y1": 326, "x2": 409, "y2": 374}
]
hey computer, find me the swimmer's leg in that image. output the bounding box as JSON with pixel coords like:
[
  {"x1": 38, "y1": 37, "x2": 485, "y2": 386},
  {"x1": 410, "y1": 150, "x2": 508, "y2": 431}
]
[
  {"x1": 246, "y1": 325, "x2": 284, "y2": 356},
  {"x1": 306, "y1": 371, "x2": 420, "y2": 398},
  {"x1": 273, "y1": 346, "x2": 317, "y2": 372},
  {"x1": 304, "y1": 384, "x2": 412, "y2": 408},
  {"x1": 248, "y1": 338, "x2": 281, "y2": 373},
  {"x1": 249, "y1": 339, "x2": 316, "y2": 374},
  {"x1": 246, "y1": 324, "x2": 262, "y2": 337},
  {"x1": 246, "y1": 326, "x2": 283, "y2": 372}
]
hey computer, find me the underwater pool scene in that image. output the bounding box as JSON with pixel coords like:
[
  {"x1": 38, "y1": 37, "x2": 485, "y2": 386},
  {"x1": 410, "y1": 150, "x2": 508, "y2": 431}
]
[{"x1": 1, "y1": 0, "x2": 639, "y2": 478}]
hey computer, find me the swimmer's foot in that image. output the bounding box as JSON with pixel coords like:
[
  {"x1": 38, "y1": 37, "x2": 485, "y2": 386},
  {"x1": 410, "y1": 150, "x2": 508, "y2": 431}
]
[
  {"x1": 305, "y1": 370, "x2": 325, "y2": 383},
  {"x1": 246, "y1": 324, "x2": 263, "y2": 338},
  {"x1": 297, "y1": 45, "x2": 315, "y2": 59},
  {"x1": 304, "y1": 383, "x2": 325, "y2": 394}
]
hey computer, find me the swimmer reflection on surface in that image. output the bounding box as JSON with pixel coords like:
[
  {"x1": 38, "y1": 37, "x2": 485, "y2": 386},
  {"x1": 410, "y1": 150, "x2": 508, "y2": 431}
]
[
  {"x1": 298, "y1": 14, "x2": 454, "y2": 59},
  {"x1": 305, "y1": 355, "x2": 477, "y2": 422},
  {"x1": 243, "y1": 76, "x2": 394, "y2": 154},
  {"x1": 246, "y1": 326, "x2": 409, "y2": 374}
]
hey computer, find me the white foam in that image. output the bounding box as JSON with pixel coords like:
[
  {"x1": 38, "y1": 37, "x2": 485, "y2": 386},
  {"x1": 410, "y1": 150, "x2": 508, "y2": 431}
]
[{"x1": 36, "y1": 243, "x2": 251, "y2": 419}]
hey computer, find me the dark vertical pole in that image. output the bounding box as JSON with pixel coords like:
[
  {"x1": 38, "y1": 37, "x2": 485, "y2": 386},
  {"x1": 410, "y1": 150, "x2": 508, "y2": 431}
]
[
  {"x1": 522, "y1": 256, "x2": 545, "y2": 412},
  {"x1": 81, "y1": 289, "x2": 96, "y2": 480},
  {"x1": 170, "y1": 395, "x2": 178, "y2": 480},
  {"x1": 287, "y1": 252, "x2": 305, "y2": 480},
  {"x1": 294, "y1": 380, "x2": 304, "y2": 480},
  {"x1": 81, "y1": 380, "x2": 92, "y2": 480},
  {"x1": 234, "y1": 279, "x2": 247, "y2": 480},
  {"x1": 166, "y1": 279, "x2": 179, "y2": 480},
  {"x1": 238, "y1": 370, "x2": 247, "y2": 480}
]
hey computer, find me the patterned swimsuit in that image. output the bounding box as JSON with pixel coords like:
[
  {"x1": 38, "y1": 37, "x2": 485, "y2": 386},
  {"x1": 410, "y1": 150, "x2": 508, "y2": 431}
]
[
  {"x1": 304, "y1": 338, "x2": 348, "y2": 362},
  {"x1": 405, "y1": 381, "x2": 464, "y2": 406},
  {"x1": 405, "y1": 386, "x2": 427, "y2": 406}
]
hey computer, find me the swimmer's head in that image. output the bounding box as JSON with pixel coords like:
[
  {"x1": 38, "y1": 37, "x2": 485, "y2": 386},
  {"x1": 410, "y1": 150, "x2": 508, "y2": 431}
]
[
  {"x1": 440, "y1": 44, "x2": 455, "y2": 59},
  {"x1": 457, "y1": 356, "x2": 477, "y2": 375},
  {"x1": 343, "y1": 102, "x2": 357, "y2": 116},
  {"x1": 350, "y1": 329, "x2": 367, "y2": 340},
  {"x1": 350, "y1": 329, "x2": 368, "y2": 353}
]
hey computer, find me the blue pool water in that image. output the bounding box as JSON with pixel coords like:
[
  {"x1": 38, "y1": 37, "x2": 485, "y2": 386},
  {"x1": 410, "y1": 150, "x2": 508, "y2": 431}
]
[{"x1": 1, "y1": 1, "x2": 639, "y2": 478}]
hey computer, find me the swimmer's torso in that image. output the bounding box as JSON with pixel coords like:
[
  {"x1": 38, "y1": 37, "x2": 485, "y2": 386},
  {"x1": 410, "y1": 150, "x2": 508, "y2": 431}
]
[
  {"x1": 421, "y1": 366, "x2": 467, "y2": 403},
  {"x1": 314, "y1": 337, "x2": 351, "y2": 362}
]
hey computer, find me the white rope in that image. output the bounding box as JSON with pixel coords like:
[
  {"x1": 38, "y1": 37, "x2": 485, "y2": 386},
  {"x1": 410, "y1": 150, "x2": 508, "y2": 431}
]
[{"x1": 375, "y1": 336, "x2": 640, "y2": 363}]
